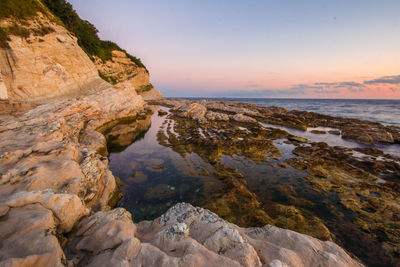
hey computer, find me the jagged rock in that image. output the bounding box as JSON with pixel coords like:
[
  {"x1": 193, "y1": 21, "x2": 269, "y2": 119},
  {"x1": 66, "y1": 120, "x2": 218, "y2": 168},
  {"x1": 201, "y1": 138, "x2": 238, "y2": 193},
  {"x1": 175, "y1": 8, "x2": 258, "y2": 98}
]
[
  {"x1": 342, "y1": 128, "x2": 375, "y2": 145},
  {"x1": 311, "y1": 130, "x2": 327, "y2": 134},
  {"x1": 288, "y1": 135, "x2": 309, "y2": 143},
  {"x1": 66, "y1": 203, "x2": 362, "y2": 267},
  {"x1": 182, "y1": 103, "x2": 208, "y2": 123},
  {"x1": 231, "y1": 114, "x2": 258, "y2": 124},
  {"x1": 158, "y1": 110, "x2": 168, "y2": 116},
  {"x1": 205, "y1": 111, "x2": 230, "y2": 121},
  {"x1": 205, "y1": 101, "x2": 262, "y2": 117},
  {"x1": 328, "y1": 130, "x2": 341, "y2": 135}
]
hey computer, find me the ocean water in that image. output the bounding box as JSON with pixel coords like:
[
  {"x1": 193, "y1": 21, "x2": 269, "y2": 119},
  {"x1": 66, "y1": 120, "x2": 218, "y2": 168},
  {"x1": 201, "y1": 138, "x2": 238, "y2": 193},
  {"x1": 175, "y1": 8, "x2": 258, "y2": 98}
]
[{"x1": 196, "y1": 98, "x2": 400, "y2": 126}]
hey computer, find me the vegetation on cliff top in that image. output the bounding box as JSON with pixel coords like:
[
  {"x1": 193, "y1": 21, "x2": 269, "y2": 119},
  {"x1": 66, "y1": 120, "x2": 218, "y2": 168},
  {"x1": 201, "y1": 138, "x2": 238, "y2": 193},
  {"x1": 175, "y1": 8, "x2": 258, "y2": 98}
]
[
  {"x1": 0, "y1": 0, "x2": 51, "y2": 48},
  {"x1": 42, "y1": 0, "x2": 147, "y2": 70},
  {"x1": 0, "y1": 0, "x2": 147, "y2": 73}
]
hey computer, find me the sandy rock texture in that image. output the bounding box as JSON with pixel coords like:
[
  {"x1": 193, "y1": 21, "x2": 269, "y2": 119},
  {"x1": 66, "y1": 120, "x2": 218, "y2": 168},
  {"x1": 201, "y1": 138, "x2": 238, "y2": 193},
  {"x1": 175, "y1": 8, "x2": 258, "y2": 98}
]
[
  {"x1": 0, "y1": 82, "x2": 145, "y2": 266},
  {"x1": 140, "y1": 87, "x2": 163, "y2": 101},
  {"x1": 0, "y1": 72, "x2": 7, "y2": 100},
  {"x1": 0, "y1": 14, "x2": 110, "y2": 102},
  {"x1": 66, "y1": 203, "x2": 362, "y2": 267},
  {"x1": 94, "y1": 49, "x2": 162, "y2": 101}
]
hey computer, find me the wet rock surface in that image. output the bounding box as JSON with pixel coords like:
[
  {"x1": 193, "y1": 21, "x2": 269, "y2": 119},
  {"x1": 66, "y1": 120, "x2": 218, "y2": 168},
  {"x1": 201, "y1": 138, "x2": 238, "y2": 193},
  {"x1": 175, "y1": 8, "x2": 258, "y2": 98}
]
[{"x1": 152, "y1": 98, "x2": 400, "y2": 146}]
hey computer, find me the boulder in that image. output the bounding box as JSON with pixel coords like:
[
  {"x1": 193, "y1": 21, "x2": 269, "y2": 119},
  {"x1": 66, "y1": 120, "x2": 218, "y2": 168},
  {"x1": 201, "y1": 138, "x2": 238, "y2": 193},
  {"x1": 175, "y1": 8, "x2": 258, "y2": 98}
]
[
  {"x1": 205, "y1": 111, "x2": 230, "y2": 121},
  {"x1": 231, "y1": 114, "x2": 258, "y2": 124},
  {"x1": 65, "y1": 203, "x2": 362, "y2": 267},
  {"x1": 183, "y1": 103, "x2": 208, "y2": 123}
]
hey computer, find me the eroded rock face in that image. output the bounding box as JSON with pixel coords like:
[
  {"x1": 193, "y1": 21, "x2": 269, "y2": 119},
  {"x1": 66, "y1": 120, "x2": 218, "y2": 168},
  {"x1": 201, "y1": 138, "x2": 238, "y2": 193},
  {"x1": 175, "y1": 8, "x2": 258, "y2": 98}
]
[
  {"x1": 0, "y1": 82, "x2": 145, "y2": 265},
  {"x1": 0, "y1": 14, "x2": 111, "y2": 102},
  {"x1": 140, "y1": 87, "x2": 163, "y2": 101},
  {"x1": 66, "y1": 203, "x2": 362, "y2": 267},
  {"x1": 94, "y1": 49, "x2": 162, "y2": 101}
]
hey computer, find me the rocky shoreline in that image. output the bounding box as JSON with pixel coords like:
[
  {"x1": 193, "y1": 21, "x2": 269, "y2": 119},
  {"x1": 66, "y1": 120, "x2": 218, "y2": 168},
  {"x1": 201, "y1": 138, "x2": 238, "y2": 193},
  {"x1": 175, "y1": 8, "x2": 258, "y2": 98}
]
[
  {"x1": 0, "y1": 88, "x2": 369, "y2": 266},
  {"x1": 148, "y1": 98, "x2": 400, "y2": 266}
]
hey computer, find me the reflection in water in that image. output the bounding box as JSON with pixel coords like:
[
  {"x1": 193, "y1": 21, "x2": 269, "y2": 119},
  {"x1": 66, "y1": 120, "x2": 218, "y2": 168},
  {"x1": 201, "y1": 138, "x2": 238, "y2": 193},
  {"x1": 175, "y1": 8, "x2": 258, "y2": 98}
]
[
  {"x1": 102, "y1": 116, "x2": 151, "y2": 153},
  {"x1": 108, "y1": 108, "x2": 223, "y2": 221}
]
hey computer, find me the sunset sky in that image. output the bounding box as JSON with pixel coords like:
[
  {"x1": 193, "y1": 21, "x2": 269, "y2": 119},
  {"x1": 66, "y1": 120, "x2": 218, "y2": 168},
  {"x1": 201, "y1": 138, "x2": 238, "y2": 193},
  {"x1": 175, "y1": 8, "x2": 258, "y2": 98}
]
[{"x1": 69, "y1": 0, "x2": 400, "y2": 99}]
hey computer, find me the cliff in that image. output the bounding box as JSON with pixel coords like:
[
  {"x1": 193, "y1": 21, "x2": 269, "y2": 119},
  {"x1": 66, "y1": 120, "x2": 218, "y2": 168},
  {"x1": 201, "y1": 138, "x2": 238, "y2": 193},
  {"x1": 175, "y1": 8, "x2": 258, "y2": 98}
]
[
  {"x1": 0, "y1": 14, "x2": 110, "y2": 101},
  {"x1": 0, "y1": 0, "x2": 161, "y2": 102},
  {"x1": 94, "y1": 49, "x2": 162, "y2": 100}
]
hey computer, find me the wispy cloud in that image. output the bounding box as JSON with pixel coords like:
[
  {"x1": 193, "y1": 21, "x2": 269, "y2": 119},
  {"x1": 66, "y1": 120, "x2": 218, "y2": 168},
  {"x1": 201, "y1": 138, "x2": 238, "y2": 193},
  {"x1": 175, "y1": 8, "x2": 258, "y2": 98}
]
[
  {"x1": 364, "y1": 75, "x2": 400, "y2": 85},
  {"x1": 288, "y1": 81, "x2": 365, "y2": 94},
  {"x1": 210, "y1": 87, "x2": 305, "y2": 97}
]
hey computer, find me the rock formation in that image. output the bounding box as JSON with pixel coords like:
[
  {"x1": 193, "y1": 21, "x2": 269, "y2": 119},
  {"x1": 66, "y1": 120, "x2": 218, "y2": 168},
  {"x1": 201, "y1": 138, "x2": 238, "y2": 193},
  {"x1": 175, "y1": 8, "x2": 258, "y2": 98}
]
[
  {"x1": 0, "y1": 14, "x2": 110, "y2": 102},
  {"x1": 65, "y1": 203, "x2": 362, "y2": 267},
  {"x1": 0, "y1": 1, "x2": 161, "y2": 103},
  {"x1": 0, "y1": 72, "x2": 7, "y2": 100},
  {"x1": 94, "y1": 49, "x2": 162, "y2": 101},
  {"x1": 0, "y1": 81, "x2": 145, "y2": 266}
]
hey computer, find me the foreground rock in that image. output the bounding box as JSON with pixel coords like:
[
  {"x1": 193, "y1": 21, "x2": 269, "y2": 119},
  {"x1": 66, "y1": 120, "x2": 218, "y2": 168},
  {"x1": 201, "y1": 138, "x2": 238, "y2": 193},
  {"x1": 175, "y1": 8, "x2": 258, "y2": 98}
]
[{"x1": 66, "y1": 203, "x2": 362, "y2": 267}]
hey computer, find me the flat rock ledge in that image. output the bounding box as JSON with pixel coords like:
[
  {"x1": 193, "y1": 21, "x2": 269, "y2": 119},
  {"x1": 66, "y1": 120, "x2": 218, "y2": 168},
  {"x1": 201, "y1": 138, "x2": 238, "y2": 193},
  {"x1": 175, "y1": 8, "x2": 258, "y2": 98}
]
[{"x1": 0, "y1": 89, "x2": 361, "y2": 267}]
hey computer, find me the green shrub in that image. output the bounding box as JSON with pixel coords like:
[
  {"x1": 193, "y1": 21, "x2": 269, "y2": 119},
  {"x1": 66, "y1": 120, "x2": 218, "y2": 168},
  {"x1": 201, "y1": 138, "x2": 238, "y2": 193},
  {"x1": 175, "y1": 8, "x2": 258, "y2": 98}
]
[
  {"x1": 137, "y1": 83, "x2": 154, "y2": 93},
  {"x1": 98, "y1": 71, "x2": 118, "y2": 85},
  {"x1": 0, "y1": 0, "x2": 46, "y2": 21},
  {"x1": 0, "y1": 0, "x2": 52, "y2": 47},
  {"x1": 42, "y1": 0, "x2": 147, "y2": 71},
  {"x1": 0, "y1": 28, "x2": 11, "y2": 48},
  {"x1": 32, "y1": 25, "x2": 55, "y2": 36}
]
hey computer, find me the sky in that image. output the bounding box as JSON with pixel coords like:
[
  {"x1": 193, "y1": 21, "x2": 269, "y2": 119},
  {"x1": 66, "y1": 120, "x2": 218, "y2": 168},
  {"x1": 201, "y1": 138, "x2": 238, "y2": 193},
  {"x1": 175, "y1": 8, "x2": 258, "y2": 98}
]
[{"x1": 68, "y1": 0, "x2": 400, "y2": 99}]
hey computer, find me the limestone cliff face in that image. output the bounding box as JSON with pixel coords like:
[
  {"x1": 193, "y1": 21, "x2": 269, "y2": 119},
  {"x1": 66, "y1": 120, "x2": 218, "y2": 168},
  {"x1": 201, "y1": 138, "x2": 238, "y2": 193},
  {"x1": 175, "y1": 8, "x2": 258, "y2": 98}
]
[
  {"x1": 95, "y1": 50, "x2": 162, "y2": 100},
  {"x1": 0, "y1": 14, "x2": 111, "y2": 102},
  {"x1": 0, "y1": 72, "x2": 7, "y2": 100}
]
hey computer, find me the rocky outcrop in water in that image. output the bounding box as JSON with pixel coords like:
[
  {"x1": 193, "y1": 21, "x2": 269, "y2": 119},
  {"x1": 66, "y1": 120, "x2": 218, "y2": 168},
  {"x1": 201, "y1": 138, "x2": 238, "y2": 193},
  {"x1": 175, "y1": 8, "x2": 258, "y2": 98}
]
[{"x1": 152, "y1": 98, "x2": 400, "y2": 146}]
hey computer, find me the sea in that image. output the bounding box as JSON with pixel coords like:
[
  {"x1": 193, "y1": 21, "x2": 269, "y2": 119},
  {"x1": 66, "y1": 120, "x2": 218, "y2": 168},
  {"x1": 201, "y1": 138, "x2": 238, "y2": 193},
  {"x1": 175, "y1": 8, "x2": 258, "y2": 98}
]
[{"x1": 189, "y1": 98, "x2": 400, "y2": 126}]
